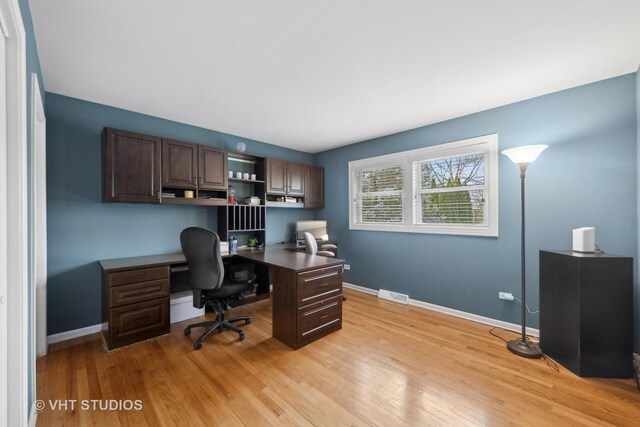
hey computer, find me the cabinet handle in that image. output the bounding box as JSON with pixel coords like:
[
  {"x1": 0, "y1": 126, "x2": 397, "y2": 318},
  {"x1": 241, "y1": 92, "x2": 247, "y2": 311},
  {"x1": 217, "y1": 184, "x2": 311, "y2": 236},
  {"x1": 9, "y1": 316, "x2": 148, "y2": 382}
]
[
  {"x1": 123, "y1": 288, "x2": 158, "y2": 298},
  {"x1": 135, "y1": 316, "x2": 149, "y2": 323},
  {"x1": 192, "y1": 177, "x2": 197, "y2": 185}
]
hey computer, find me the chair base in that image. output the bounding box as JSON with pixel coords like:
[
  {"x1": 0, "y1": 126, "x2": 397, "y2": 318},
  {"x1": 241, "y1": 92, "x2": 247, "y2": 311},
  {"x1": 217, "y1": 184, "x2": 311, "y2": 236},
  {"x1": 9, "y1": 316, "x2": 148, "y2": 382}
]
[{"x1": 185, "y1": 314, "x2": 251, "y2": 350}]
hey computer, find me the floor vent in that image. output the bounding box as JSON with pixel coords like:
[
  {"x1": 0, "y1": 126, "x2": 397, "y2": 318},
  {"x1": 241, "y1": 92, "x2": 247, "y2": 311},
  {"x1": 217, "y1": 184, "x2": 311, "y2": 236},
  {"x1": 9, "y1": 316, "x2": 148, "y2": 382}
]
[{"x1": 377, "y1": 289, "x2": 409, "y2": 304}]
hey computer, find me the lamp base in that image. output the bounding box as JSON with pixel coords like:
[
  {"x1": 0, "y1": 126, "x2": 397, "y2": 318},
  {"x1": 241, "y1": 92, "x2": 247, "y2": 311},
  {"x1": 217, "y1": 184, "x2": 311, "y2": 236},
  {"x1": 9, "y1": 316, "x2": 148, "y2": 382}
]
[{"x1": 507, "y1": 339, "x2": 542, "y2": 359}]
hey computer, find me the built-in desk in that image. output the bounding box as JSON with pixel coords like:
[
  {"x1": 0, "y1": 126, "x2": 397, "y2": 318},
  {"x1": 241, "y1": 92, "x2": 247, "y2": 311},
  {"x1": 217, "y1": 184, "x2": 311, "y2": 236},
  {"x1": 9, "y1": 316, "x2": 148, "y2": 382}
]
[{"x1": 100, "y1": 246, "x2": 344, "y2": 350}]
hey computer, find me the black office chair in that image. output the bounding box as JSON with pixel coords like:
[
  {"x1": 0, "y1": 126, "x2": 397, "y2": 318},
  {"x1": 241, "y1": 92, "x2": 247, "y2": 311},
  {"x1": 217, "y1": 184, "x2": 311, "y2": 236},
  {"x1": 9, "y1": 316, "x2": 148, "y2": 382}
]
[{"x1": 180, "y1": 227, "x2": 255, "y2": 350}]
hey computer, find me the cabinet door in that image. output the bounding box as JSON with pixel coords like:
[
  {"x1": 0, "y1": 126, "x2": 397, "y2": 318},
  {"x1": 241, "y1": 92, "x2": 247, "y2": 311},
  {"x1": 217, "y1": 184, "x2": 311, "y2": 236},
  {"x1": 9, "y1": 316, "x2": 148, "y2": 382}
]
[
  {"x1": 103, "y1": 128, "x2": 161, "y2": 203},
  {"x1": 304, "y1": 166, "x2": 324, "y2": 208},
  {"x1": 162, "y1": 139, "x2": 197, "y2": 189},
  {"x1": 198, "y1": 146, "x2": 228, "y2": 190},
  {"x1": 287, "y1": 162, "x2": 305, "y2": 196},
  {"x1": 266, "y1": 158, "x2": 287, "y2": 194}
]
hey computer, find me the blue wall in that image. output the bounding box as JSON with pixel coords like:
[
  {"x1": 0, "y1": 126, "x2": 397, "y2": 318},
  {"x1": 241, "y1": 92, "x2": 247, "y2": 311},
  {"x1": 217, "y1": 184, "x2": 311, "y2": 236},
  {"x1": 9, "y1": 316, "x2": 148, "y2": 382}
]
[
  {"x1": 45, "y1": 93, "x2": 313, "y2": 334},
  {"x1": 316, "y1": 74, "x2": 638, "y2": 349},
  {"x1": 17, "y1": 0, "x2": 44, "y2": 413}
]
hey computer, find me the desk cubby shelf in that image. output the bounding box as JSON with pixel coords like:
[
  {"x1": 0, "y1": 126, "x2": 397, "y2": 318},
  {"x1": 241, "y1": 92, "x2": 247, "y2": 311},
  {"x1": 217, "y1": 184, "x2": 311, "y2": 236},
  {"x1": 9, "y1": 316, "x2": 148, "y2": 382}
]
[{"x1": 219, "y1": 205, "x2": 266, "y2": 246}]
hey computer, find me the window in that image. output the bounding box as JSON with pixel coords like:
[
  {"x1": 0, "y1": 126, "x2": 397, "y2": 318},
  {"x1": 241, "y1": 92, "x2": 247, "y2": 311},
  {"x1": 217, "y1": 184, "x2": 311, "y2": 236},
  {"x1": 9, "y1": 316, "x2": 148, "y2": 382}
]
[{"x1": 349, "y1": 134, "x2": 498, "y2": 236}]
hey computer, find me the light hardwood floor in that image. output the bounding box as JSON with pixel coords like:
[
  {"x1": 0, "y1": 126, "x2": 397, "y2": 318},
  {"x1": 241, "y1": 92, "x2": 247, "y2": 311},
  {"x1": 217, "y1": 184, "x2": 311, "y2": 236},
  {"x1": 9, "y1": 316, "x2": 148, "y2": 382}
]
[{"x1": 37, "y1": 288, "x2": 639, "y2": 426}]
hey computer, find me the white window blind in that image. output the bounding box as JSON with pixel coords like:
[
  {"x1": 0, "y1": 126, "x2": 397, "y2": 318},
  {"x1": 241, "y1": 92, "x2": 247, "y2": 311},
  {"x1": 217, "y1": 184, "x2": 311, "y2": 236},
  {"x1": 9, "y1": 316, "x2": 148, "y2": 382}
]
[
  {"x1": 352, "y1": 165, "x2": 404, "y2": 224},
  {"x1": 413, "y1": 153, "x2": 487, "y2": 225},
  {"x1": 348, "y1": 134, "x2": 498, "y2": 236}
]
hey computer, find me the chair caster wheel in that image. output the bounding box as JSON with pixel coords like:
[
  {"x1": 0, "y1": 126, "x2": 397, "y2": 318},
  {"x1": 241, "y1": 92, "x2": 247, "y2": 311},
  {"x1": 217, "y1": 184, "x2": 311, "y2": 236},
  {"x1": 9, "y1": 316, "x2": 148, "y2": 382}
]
[
  {"x1": 184, "y1": 328, "x2": 191, "y2": 336},
  {"x1": 239, "y1": 332, "x2": 245, "y2": 341},
  {"x1": 245, "y1": 319, "x2": 251, "y2": 325},
  {"x1": 193, "y1": 341, "x2": 202, "y2": 350}
]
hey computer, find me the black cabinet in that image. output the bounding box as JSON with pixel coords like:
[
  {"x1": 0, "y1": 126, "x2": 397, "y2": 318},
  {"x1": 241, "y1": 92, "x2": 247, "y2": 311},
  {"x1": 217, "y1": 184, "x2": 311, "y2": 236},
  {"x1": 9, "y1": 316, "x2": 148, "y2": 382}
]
[{"x1": 539, "y1": 250, "x2": 633, "y2": 378}]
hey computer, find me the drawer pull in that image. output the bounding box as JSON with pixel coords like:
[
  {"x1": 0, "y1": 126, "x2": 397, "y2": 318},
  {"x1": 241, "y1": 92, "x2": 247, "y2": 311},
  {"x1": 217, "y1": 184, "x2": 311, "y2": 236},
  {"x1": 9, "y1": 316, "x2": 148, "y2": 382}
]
[
  {"x1": 303, "y1": 301, "x2": 338, "y2": 316},
  {"x1": 303, "y1": 272, "x2": 338, "y2": 282},
  {"x1": 301, "y1": 318, "x2": 340, "y2": 336},
  {"x1": 135, "y1": 316, "x2": 149, "y2": 323},
  {"x1": 301, "y1": 288, "x2": 339, "y2": 302},
  {"x1": 123, "y1": 288, "x2": 158, "y2": 298}
]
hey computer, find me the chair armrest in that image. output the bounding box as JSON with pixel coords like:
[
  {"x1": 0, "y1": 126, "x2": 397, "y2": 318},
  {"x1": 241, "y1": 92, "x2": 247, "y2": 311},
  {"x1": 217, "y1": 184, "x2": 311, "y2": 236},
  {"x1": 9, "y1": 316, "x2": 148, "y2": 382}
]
[
  {"x1": 320, "y1": 244, "x2": 337, "y2": 251},
  {"x1": 316, "y1": 250, "x2": 336, "y2": 257},
  {"x1": 192, "y1": 289, "x2": 205, "y2": 309}
]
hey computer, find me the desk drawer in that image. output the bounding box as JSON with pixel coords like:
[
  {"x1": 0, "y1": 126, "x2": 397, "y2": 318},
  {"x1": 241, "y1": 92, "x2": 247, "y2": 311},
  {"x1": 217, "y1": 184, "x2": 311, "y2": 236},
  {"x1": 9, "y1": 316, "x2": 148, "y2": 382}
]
[
  {"x1": 109, "y1": 266, "x2": 169, "y2": 287},
  {"x1": 110, "y1": 279, "x2": 169, "y2": 308},
  {"x1": 297, "y1": 265, "x2": 342, "y2": 306},
  {"x1": 297, "y1": 296, "x2": 342, "y2": 343},
  {"x1": 109, "y1": 298, "x2": 169, "y2": 348}
]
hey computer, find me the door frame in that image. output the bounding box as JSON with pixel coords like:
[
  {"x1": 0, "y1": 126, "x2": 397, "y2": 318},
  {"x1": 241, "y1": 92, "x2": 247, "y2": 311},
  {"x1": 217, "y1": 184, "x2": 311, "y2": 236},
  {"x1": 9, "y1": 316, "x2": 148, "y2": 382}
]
[
  {"x1": 30, "y1": 73, "x2": 46, "y2": 412},
  {"x1": 0, "y1": 0, "x2": 28, "y2": 426}
]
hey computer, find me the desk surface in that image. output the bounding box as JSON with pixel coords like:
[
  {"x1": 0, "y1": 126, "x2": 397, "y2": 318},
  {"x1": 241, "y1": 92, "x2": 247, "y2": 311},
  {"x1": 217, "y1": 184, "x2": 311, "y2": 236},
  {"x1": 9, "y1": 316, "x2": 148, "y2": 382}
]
[{"x1": 99, "y1": 245, "x2": 343, "y2": 272}]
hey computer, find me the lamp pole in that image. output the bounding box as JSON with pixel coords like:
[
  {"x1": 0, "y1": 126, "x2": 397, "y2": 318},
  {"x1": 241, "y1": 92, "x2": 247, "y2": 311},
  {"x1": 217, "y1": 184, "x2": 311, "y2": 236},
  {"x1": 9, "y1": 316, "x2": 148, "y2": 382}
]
[
  {"x1": 518, "y1": 163, "x2": 528, "y2": 346},
  {"x1": 501, "y1": 145, "x2": 547, "y2": 358}
]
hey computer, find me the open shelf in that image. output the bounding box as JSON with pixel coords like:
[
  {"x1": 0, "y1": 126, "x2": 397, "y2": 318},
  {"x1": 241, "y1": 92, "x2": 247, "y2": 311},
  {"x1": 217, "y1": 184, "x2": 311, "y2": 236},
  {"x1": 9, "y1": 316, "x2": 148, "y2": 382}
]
[
  {"x1": 229, "y1": 177, "x2": 265, "y2": 184},
  {"x1": 161, "y1": 197, "x2": 227, "y2": 206},
  {"x1": 265, "y1": 201, "x2": 305, "y2": 208}
]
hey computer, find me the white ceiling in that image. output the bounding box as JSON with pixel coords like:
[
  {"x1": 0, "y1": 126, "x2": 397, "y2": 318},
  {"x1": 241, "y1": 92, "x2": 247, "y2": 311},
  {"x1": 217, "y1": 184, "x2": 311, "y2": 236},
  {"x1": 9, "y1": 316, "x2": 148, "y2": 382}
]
[{"x1": 30, "y1": 0, "x2": 640, "y2": 153}]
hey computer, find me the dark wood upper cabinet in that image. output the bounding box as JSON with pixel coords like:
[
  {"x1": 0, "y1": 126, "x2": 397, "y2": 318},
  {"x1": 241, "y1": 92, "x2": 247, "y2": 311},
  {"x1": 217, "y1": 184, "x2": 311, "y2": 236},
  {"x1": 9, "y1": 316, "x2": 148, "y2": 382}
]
[
  {"x1": 198, "y1": 145, "x2": 228, "y2": 190},
  {"x1": 287, "y1": 162, "x2": 305, "y2": 196},
  {"x1": 103, "y1": 128, "x2": 161, "y2": 203},
  {"x1": 304, "y1": 166, "x2": 324, "y2": 208},
  {"x1": 162, "y1": 139, "x2": 197, "y2": 189},
  {"x1": 266, "y1": 158, "x2": 287, "y2": 194},
  {"x1": 162, "y1": 140, "x2": 227, "y2": 191},
  {"x1": 266, "y1": 158, "x2": 305, "y2": 196}
]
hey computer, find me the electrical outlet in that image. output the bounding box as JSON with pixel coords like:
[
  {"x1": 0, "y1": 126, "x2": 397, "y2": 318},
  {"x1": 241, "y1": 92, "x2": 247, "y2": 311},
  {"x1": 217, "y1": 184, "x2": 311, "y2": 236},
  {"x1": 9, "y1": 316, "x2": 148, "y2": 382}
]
[
  {"x1": 499, "y1": 292, "x2": 514, "y2": 301},
  {"x1": 343, "y1": 264, "x2": 351, "y2": 271}
]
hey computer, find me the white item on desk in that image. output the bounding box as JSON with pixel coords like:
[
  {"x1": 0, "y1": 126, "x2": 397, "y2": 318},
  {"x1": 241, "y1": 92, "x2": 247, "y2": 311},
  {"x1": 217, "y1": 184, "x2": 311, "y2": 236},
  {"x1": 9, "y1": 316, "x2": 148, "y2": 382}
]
[
  {"x1": 572, "y1": 227, "x2": 595, "y2": 253},
  {"x1": 220, "y1": 241, "x2": 229, "y2": 253}
]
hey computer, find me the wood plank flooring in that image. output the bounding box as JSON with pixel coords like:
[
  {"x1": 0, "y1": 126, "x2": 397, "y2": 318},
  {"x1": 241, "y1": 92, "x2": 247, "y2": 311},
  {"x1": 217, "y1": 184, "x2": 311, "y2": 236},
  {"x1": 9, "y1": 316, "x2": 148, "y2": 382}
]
[{"x1": 36, "y1": 289, "x2": 640, "y2": 426}]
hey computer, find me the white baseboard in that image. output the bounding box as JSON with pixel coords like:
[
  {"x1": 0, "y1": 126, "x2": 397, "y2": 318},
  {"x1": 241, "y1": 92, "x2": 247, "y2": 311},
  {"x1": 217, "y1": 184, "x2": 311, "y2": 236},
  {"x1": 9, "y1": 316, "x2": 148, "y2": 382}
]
[
  {"x1": 29, "y1": 403, "x2": 37, "y2": 427},
  {"x1": 343, "y1": 282, "x2": 378, "y2": 296},
  {"x1": 343, "y1": 282, "x2": 539, "y2": 337},
  {"x1": 47, "y1": 323, "x2": 102, "y2": 344},
  {"x1": 47, "y1": 284, "x2": 538, "y2": 345}
]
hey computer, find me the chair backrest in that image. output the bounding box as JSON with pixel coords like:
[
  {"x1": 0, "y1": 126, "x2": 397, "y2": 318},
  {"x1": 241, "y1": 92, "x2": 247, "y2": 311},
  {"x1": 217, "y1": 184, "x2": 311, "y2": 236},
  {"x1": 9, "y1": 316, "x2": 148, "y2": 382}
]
[
  {"x1": 180, "y1": 227, "x2": 224, "y2": 290},
  {"x1": 303, "y1": 232, "x2": 318, "y2": 255}
]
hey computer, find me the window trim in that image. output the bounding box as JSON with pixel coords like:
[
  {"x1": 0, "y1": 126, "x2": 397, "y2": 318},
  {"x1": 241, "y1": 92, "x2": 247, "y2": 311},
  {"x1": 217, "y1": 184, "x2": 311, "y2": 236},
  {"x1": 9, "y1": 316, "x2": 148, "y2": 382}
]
[{"x1": 348, "y1": 134, "x2": 498, "y2": 237}]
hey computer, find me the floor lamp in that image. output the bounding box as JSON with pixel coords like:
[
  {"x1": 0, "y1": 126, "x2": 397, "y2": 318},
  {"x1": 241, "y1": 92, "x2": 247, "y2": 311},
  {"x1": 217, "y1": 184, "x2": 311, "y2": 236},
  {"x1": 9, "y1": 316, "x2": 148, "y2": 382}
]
[{"x1": 501, "y1": 144, "x2": 548, "y2": 358}]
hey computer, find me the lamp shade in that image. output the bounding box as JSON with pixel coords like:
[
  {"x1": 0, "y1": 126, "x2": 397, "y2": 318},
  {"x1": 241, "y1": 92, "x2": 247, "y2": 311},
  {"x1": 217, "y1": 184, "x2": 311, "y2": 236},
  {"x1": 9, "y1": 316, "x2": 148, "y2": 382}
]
[{"x1": 502, "y1": 145, "x2": 548, "y2": 164}]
